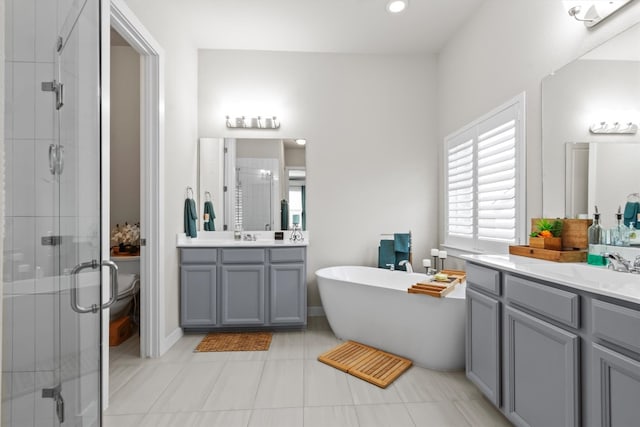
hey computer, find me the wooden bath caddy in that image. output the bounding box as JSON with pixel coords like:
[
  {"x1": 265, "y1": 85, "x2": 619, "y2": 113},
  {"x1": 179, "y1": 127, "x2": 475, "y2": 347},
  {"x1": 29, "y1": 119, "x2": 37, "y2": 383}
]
[{"x1": 408, "y1": 269, "x2": 466, "y2": 298}]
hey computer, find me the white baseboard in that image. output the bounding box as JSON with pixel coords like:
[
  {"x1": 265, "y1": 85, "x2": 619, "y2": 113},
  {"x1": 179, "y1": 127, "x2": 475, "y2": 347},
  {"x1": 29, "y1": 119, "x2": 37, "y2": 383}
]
[
  {"x1": 160, "y1": 327, "x2": 184, "y2": 356},
  {"x1": 307, "y1": 306, "x2": 325, "y2": 317}
]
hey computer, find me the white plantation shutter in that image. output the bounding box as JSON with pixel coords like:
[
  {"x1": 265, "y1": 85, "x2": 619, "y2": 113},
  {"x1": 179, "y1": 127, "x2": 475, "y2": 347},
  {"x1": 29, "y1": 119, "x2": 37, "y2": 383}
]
[
  {"x1": 444, "y1": 94, "x2": 525, "y2": 253},
  {"x1": 447, "y1": 132, "x2": 474, "y2": 240}
]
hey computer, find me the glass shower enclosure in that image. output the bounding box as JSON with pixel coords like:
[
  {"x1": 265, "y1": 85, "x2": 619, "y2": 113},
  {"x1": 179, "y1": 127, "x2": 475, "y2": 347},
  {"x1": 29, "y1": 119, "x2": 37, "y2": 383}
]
[{"x1": 3, "y1": 0, "x2": 105, "y2": 425}]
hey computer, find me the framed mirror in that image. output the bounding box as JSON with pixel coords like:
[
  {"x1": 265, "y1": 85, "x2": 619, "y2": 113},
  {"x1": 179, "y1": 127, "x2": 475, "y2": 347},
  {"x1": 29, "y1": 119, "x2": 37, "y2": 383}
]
[
  {"x1": 542, "y1": 21, "x2": 640, "y2": 228},
  {"x1": 198, "y1": 137, "x2": 307, "y2": 232}
]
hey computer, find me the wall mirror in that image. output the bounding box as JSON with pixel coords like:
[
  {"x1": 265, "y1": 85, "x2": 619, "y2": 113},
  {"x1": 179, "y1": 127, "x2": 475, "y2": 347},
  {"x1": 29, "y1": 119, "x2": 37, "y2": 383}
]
[
  {"x1": 198, "y1": 137, "x2": 307, "y2": 232},
  {"x1": 542, "y1": 21, "x2": 640, "y2": 231}
]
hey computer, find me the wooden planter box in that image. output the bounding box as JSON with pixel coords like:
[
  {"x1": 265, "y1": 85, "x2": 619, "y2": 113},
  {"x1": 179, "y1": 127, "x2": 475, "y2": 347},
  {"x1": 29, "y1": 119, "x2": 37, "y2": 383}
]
[
  {"x1": 531, "y1": 218, "x2": 592, "y2": 250},
  {"x1": 529, "y1": 236, "x2": 562, "y2": 251}
]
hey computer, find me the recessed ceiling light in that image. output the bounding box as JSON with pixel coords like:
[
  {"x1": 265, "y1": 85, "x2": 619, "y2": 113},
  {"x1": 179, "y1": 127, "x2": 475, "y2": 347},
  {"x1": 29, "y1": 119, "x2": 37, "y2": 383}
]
[
  {"x1": 387, "y1": 0, "x2": 408, "y2": 14},
  {"x1": 295, "y1": 138, "x2": 307, "y2": 146}
]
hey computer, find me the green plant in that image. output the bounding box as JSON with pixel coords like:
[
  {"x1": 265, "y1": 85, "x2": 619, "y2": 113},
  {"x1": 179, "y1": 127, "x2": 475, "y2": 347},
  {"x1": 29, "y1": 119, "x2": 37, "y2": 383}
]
[{"x1": 530, "y1": 218, "x2": 563, "y2": 238}]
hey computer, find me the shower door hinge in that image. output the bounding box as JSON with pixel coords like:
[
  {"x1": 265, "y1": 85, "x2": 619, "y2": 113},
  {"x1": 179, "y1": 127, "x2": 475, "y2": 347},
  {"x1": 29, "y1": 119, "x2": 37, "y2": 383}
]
[
  {"x1": 140, "y1": 238, "x2": 147, "y2": 246},
  {"x1": 41, "y1": 80, "x2": 64, "y2": 110},
  {"x1": 42, "y1": 384, "x2": 65, "y2": 424}
]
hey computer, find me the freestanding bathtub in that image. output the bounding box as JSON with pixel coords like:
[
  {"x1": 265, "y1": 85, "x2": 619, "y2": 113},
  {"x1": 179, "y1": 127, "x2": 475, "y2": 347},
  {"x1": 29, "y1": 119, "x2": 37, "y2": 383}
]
[{"x1": 316, "y1": 266, "x2": 466, "y2": 371}]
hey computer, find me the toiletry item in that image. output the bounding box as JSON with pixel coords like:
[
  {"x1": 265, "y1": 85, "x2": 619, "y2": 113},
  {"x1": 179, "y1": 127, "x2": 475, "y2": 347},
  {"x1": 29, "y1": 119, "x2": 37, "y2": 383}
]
[
  {"x1": 629, "y1": 223, "x2": 640, "y2": 246},
  {"x1": 611, "y1": 207, "x2": 630, "y2": 246},
  {"x1": 587, "y1": 207, "x2": 605, "y2": 265}
]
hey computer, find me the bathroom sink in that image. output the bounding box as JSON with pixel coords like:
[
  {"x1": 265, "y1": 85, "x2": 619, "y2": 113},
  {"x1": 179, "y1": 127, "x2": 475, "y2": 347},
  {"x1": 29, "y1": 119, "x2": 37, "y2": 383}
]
[{"x1": 521, "y1": 262, "x2": 640, "y2": 292}]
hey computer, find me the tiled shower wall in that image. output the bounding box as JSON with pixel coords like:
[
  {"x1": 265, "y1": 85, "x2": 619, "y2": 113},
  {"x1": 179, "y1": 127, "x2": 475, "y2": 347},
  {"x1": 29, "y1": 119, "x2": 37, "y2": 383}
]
[{"x1": 3, "y1": 0, "x2": 74, "y2": 425}]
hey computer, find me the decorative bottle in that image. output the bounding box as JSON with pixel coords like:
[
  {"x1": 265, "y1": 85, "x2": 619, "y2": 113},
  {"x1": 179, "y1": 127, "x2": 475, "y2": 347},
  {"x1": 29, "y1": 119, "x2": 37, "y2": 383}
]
[
  {"x1": 587, "y1": 207, "x2": 605, "y2": 265},
  {"x1": 612, "y1": 208, "x2": 630, "y2": 247}
]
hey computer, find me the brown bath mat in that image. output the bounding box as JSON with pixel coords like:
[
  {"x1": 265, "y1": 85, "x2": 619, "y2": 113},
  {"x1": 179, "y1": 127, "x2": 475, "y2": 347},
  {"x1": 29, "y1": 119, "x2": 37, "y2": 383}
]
[
  {"x1": 194, "y1": 331, "x2": 272, "y2": 352},
  {"x1": 318, "y1": 341, "x2": 412, "y2": 388}
]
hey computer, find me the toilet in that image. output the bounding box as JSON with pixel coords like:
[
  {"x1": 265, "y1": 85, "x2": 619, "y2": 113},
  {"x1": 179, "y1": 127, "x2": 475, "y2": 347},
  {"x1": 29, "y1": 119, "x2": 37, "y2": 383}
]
[{"x1": 110, "y1": 255, "x2": 140, "y2": 321}]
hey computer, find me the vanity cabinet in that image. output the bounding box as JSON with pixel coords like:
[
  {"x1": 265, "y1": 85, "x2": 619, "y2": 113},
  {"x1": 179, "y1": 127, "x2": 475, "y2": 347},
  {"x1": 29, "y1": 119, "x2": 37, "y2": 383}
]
[
  {"x1": 591, "y1": 300, "x2": 640, "y2": 426},
  {"x1": 505, "y1": 306, "x2": 580, "y2": 427},
  {"x1": 465, "y1": 261, "x2": 640, "y2": 427},
  {"x1": 220, "y1": 249, "x2": 266, "y2": 325},
  {"x1": 466, "y1": 287, "x2": 501, "y2": 406},
  {"x1": 179, "y1": 246, "x2": 306, "y2": 330},
  {"x1": 180, "y1": 249, "x2": 217, "y2": 327}
]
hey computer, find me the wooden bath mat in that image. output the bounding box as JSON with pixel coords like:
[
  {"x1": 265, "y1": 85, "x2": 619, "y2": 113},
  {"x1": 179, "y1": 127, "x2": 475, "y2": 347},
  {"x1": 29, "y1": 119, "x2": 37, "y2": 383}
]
[
  {"x1": 194, "y1": 331, "x2": 272, "y2": 352},
  {"x1": 318, "y1": 341, "x2": 412, "y2": 388}
]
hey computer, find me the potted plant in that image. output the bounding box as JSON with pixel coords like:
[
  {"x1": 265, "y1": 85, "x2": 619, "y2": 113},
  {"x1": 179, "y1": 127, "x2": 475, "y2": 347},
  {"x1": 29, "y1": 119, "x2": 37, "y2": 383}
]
[{"x1": 530, "y1": 218, "x2": 563, "y2": 250}]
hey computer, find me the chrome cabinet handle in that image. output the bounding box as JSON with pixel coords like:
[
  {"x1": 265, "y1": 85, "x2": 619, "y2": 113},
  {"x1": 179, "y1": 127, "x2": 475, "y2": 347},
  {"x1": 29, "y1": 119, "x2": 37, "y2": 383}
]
[{"x1": 70, "y1": 260, "x2": 119, "y2": 314}]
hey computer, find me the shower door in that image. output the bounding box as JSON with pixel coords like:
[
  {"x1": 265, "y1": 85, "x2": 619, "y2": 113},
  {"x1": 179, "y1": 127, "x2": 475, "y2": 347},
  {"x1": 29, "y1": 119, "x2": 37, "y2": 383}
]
[{"x1": 47, "y1": 0, "x2": 104, "y2": 424}]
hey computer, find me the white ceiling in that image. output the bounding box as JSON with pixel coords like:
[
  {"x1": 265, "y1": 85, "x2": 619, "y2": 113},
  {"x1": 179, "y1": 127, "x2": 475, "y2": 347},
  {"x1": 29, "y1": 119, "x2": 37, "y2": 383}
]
[{"x1": 134, "y1": 0, "x2": 487, "y2": 54}]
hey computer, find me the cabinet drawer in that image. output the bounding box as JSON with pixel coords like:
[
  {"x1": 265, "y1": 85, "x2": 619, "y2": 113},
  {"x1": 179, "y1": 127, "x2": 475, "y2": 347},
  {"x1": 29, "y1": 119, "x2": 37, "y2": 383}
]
[
  {"x1": 181, "y1": 248, "x2": 217, "y2": 264},
  {"x1": 505, "y1": 274, "x2": 580, "y2": 329},
  {"x1": 592, "y1": 299, "x2": 640, "y2": 355},
  {"x1": 221, "y1": 248, "x2": 265, "y2": 264},
  {"x1": 466, "y1": 263, "x2": 501, "y2": 296},
  {"x1": 270, "y1": 247, "x2": 305, "y2": 263}
]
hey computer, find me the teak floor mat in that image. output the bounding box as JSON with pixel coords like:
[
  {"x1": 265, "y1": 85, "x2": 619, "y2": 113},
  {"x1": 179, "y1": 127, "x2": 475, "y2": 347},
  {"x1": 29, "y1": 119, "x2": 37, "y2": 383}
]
[
  {"x1": 318, "y1": 341, "x2": 412, "y2": 388},
  {"x1": 194, "y1": 331, "x2": 272, "y2": 352}
]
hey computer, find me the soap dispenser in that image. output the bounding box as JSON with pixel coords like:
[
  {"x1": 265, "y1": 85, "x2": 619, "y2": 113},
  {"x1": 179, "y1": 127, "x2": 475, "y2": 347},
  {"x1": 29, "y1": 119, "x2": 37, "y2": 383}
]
[
  {"x1": 587, "y1": 206, "x2": 605, "y2": 265},
  {"x1": 611, "y1": 206, "x2": 630, "y2": 247}
]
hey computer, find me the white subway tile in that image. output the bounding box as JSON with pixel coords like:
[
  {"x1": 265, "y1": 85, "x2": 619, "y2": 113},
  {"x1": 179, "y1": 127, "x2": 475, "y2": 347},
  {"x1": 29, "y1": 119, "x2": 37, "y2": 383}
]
[
  {"x1": 2, "y1": 295, "x2": 14, "y2": 372},
  {"x1": 4, "y1": 140, "x2": 14, "y2": 218},
  {"x1": 35, "y1": 63, "x2": 55, "y2": 140},
  {"x1": 35, "y1": 0, "x2": 58, "y2": 63},
  {"x1": 5, "y1": 0, "x2": 15, "y2": 61},
  {"x1": 5, "y1": 62, "x2": 14, "y2": 139},
  {"x1": 12, "y1": 62, "x2": 36, "y2": 140},
  {"x1": 35, "y1": 141, "x2": 55, "y2": 217},
  {"x1": 12, "y1": 217, "x2": 36, "y2": 281},
  {"x1": 12, "y1": 140, "x2": 36, "y2": 216},
  {"x1": 11, "y1": 372, "x2": 36, "y2": 427},
  {"x1": 12, "y1": 292, "x2": 36, "y2": 372},
  {"x1": 12, "y1": 0, "x2": 36, "y2": 62},
  {"x1": 1, "y1": 371, "x2": 12, "y2": 426},
  {"x1": 3, "y1": 217, "x2": 14, "y2": 282}
]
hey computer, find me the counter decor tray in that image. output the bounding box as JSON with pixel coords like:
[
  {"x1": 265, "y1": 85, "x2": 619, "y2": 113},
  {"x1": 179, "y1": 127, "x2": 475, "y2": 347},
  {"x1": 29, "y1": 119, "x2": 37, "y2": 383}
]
[
  {"x1": 508, "y1": 245, "x2": 587, "y2": 262},
  {"x1": 408, "y1": 269, "x2": 466, "y2": 298}
]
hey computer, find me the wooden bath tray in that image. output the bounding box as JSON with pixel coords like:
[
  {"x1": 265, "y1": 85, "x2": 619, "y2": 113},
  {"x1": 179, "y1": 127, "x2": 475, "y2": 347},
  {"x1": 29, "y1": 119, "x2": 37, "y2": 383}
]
[
  {"x1": 509, "y1": 245, "x2": 587, "y2": 262},
  {"x1": 408, "y1": 269, "x2": 466, "y2": 298}
]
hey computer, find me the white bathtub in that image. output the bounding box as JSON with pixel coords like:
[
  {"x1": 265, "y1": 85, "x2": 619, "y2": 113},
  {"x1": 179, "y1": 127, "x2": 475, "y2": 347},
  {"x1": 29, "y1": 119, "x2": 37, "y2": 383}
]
[{"x1": 316, "y1": 266, "x2": 466, "y2": 371}]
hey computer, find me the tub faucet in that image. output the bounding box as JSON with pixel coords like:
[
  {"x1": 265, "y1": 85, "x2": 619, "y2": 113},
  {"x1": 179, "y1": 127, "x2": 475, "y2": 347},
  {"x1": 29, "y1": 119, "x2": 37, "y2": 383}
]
[
  {"x1": 385, "y1": 263, "x2": 395, "y2": 271},
  {"x1": 398, "y1": 260, "x2": 413, "y2": 273}
]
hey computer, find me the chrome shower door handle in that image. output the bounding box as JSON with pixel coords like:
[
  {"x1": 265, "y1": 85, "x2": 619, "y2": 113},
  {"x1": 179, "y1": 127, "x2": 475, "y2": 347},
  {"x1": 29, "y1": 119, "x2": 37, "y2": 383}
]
[
  {"x1": 70, "y1": 259, "x2": 119, "y2": 313},
  {"x1": 101, "y1": 260, "x2": 119, "y2": 309}
]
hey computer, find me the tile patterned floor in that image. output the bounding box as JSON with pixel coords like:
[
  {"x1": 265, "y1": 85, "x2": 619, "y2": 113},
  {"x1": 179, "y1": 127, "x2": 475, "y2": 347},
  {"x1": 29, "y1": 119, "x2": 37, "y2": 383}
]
[{"x1": 104, "y1": 317, "x2": 511, "y2": 426}]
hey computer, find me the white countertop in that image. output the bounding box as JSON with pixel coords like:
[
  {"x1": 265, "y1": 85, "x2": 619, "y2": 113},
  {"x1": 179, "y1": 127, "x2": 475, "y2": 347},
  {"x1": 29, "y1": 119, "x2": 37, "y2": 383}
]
[
  {"x1": 461, "y1": 254, "x2": 640, "y2": 306},
  {"x1": 176, "y1": 231, "x2": 308, "y2": 248}
]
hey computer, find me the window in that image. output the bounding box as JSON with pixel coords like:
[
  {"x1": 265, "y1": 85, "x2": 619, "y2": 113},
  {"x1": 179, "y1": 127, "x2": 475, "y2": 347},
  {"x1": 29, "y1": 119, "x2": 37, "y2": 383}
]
[{"x1": 444, "y1": 93, "x2": 526, "y2": 253}]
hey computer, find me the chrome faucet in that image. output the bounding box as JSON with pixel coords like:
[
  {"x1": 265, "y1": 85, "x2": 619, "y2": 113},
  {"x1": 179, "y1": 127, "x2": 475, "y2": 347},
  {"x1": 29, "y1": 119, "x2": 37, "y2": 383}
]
[
  {"x1": 385, "y1": 263, "x2": 395, "y2": 271},
  {"x1": 606, "y1": 253, "x2": 640, "y2": 273},
  {"x1": 398, "y1": 260, "x2": 413, "y2": 273}
]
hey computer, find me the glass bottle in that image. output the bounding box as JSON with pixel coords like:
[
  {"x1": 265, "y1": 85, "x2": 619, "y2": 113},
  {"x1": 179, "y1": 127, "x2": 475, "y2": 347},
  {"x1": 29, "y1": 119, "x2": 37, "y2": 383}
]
[
  {"x1": 587, "y1": 210, "x2": 605, "y2": 265},
  {"x1": 630, "y1": 222, "x2": 639, "y2": 246},
  {"x1": 612, "y1": 211, "x2": 630, "y2": 246}
]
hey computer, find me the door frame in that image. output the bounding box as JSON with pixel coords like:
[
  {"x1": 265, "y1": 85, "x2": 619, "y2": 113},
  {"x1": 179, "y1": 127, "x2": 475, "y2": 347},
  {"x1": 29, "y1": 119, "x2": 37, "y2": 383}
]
[{"x1": 101, "y1": 0, "x2": 165, "y2": 405}]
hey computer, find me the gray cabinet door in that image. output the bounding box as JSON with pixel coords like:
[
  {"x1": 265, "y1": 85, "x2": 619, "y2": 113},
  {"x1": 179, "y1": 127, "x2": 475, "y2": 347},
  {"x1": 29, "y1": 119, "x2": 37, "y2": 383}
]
[
  {"x1": 181, "y1": 265, "x2": 217, "y2": 326},
  {"x1": 592, "y1": 343, "x2": 640, "y2": 427},
  {"x1": 466, "y1": 288, "x2": 501, "y2": 406},
  {"x1": 270, "y1": 263, "x2": 306, "y2": 324},
  {"x1": 221, "y1": 265, "x2": 266, "y2": 325},
  {"x1": 505, "y1": 306, "x2": 580, "y2": 427}
]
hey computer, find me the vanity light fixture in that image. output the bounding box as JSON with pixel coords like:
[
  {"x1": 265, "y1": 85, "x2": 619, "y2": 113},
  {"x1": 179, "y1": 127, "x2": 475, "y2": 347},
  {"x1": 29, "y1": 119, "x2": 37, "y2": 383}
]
[
  {"x1": 225, "y1": 115, "x2": 280, "y2": 129},
  {"x1": 386, "y1": 0, "x2": 408, "y2": 14},
  {"x1": 564, "y1": 1, "x2": 634, "y2": 28},
  {"x1": 295, "y1": 138, "x2": 307, "y2": 146},
  {"x1": 589, "y1": 121, "x2": 638, "y2": 134}
]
